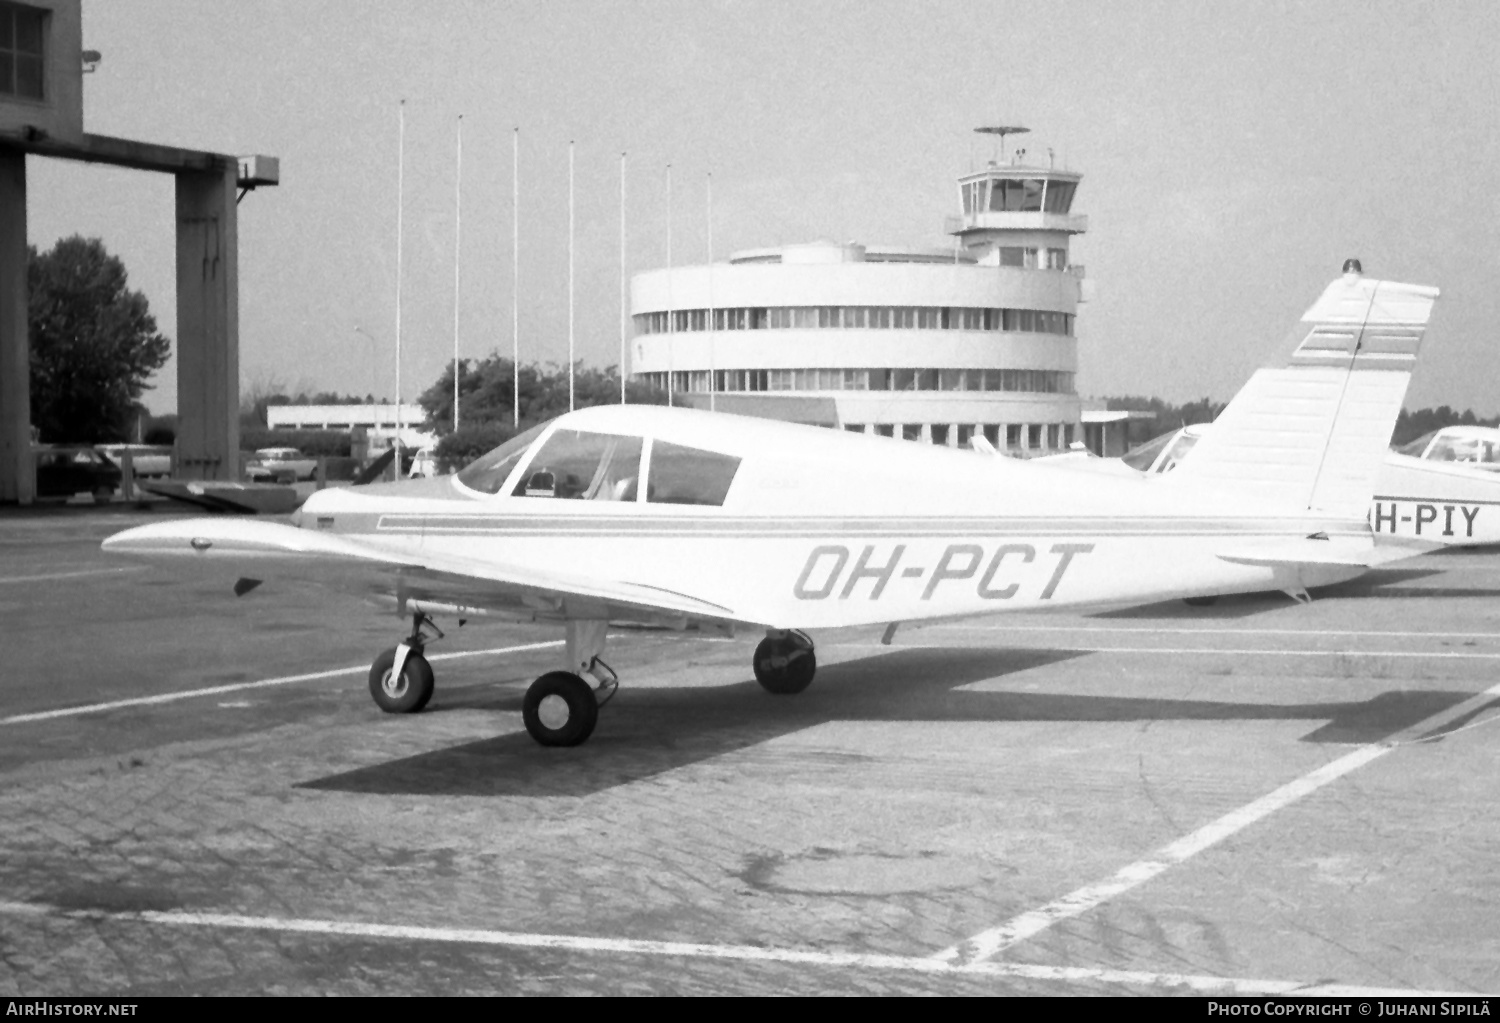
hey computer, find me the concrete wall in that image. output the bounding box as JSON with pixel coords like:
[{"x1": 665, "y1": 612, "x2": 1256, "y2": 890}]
[
  {"x1": 0, "y1": 149, "x2": 28, "y2": 501},
  {"x1": 633, "y1": 261, "x2": 1081, "y2": 314},
  {"x1": 0, "y1": 0, "x2": 84, "y2": 146}
]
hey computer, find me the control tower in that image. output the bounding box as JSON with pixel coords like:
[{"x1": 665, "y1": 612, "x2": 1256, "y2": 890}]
[
  {"x1": 629, "y1": 126, "x2": 1087, "y2": 454},
  {"x1": 948, "y1": 126, "x2": 1088, "y2": 269}
]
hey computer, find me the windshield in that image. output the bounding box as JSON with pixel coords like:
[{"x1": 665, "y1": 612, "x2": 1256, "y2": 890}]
[
  {"x1": 1120, "y1": 429, "x2": 1179, "y2": 473},
  {"x1": 1396, "y1": 430, "x2": 1439, "y2": 458},
  {"x1": 455, "y1": 422, "x2": 548, "y2": 494},
  {"x1": 512, "y1": 429, "x2": 643, "y2": 501}
]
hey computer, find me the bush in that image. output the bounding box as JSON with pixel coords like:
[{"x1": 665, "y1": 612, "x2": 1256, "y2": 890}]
[
  {"x1": 240, "y1": 429, "x2": 352, "y2": 457},
  {"x1": 143, "y1": 414, "x2": 177, "y2": 446},
  {"x1": 435, "y1": 422, "x2": 518, "y2": 472}
]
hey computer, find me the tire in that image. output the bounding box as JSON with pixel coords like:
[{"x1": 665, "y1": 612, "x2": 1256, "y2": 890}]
[
  {"x1": 753, "y1": 635, "x2": 817, "y2": 695},
  {"x1": 368, "y1": 647, "x2": 435, "y2": 713},
  {"x1": 522, "y1": 671, "x2": 599, "y2": 747}
]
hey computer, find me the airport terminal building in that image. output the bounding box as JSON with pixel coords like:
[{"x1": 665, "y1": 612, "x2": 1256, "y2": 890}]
[{"x1": 629, "y1": 144, "x2": 1089, "y2": 454}]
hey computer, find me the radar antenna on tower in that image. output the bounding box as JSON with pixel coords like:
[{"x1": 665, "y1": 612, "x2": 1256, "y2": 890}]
[{"x1": 974, "y1": 125, "x2": 1030, "y2": 162}]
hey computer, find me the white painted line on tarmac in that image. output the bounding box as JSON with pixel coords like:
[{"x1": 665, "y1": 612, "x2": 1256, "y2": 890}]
[
  {"x1": 931, "y1": 680, "x2": 1500, "y2": 967},
  {"x1": 923, "y1": 624, "x2": 1500, "y2": 641},
  {"x1": 0, "y1": 900, "x2": 1462, "y2": 997},
  {"x1": 841, "y1": 642, "x2": 1500, "y2": 660},
  {"x1": 0, "y1": 640, "x2": 565, "y2": 726},
  {"x1": 0, "y1": 565, "x2": 145, "y2": 585}
]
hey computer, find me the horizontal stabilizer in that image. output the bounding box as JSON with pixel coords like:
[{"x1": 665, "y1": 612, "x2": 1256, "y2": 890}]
[
  {"x1": 140, "y1": 480, "x2": 301, "y2": 515},
  {"x1": 1216, "y1": 534, "x2": 1436, "y2": 570}
]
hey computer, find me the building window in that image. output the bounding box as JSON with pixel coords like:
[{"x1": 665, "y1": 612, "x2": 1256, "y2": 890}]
[
  {"x1": 1006, "y1": 425, "x2": 1022, "y2": 449},
  {"x1": 690, "y1": 367, "x2": 1074, "y2": 396},
  {"x1": 957, "y1": 424, "x2": 974, "y2": 449},
  {"x1": 983, "y1": 425, "x2": 1001, "y2": 447},
  {"x1": 931, "y1": 424, "x2": 950, "y2": 446},
  {"x1": 874, "y1": 424, "x2": 894, "y2": 438},
  {"x1": 0, "y1": 2, "x2": 46, "y2": 101},
  {"x1": 901, "y1": 424, "x2": 923, "y2": 442},
  {"x1": 634, "y1": 304, "x2": 1072, "y2": 337},
  {"x1": 1043, "y1": 181, "x2": 1077, "y2": 213},
  {"x1": 1027, "y1": 425, "x2": 1042, "y2": 449}
]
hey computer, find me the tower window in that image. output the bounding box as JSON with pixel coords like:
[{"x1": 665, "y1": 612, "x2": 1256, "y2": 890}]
[{"x1": 0, "y1": 2, "x2": 46, "y2": 101}]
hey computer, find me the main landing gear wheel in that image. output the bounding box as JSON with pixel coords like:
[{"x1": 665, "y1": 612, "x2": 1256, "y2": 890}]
[
  {"x1": 523, "y1": 671, "x2": 599, "y2": 747},
  {"x1": 368, "y1": 646, "x2": 436, "y2": 714},
  {"x1": 753, "y1": 632, "x2": 817, "y2": 695}
]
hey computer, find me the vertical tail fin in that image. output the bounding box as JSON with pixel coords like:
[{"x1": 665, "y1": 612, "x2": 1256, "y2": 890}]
[{"x1": 1169, "y1": 264, "x2": 1440, "y2": 517}]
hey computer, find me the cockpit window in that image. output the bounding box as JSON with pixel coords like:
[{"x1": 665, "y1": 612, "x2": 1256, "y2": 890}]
[
  {"x1": 1158, "y1": 430, "x2": 1200, "y2": 473},
  {"x1": 1424, "y1": 433, "x2": 1498, "y2": 465},
  {"x1": 455, "y1": 422, "x2": 548, "y2": 494},
  {"x1": 512, "y1": 430, "x2": 643, "y2": 500},
  {"x1": 647, "y1": 441, "x2": 740, "y2": 506}
]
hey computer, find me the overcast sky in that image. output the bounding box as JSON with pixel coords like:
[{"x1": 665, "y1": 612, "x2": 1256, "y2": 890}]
[{"x1": 26, "y1": 0, "x2": 1500, "y2": 416}]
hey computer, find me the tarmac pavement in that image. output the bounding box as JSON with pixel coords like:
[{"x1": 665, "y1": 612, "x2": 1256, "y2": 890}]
[{"x1": 1, "y1": 504, "x2": 1498, "y2": 995}]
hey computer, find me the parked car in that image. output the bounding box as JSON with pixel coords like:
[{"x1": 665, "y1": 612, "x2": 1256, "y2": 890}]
[
  {"x1": 34, "y1": 446, "x2": 122, "y2": 499},
  {"x1": 95, "y1": 444, "x2": 172, "y2": 478},
  {"x1": 245, "y1": 447, "x2": 318, "y2": 483}
]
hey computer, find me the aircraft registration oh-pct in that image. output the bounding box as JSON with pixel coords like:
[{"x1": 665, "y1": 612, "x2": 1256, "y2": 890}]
[{"x1": 103, "y1": 262, "x2": 1440, "y2": 748}]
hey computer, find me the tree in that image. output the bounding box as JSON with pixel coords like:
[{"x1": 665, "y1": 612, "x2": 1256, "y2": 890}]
[
  {"x1": 1104, "y1": 394, "x2": 1226, "y2": 442},
  {"x1": 417, "y1": 355, "x2": 668, "y2": 438},
  {"x1": 28, "y1": 236, "x2": 171, "y2": 443}
]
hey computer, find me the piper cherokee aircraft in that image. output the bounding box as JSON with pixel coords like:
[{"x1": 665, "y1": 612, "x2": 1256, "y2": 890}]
[{"x1": 102, "y1": 262, "x2": 1439, "y2": 748}]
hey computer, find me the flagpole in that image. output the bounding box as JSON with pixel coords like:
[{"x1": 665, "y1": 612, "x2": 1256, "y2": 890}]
[
  {"x1": 665, "y1": 162, "x2": 673, "y2": 407},
  {"x1": 512, "y1": 126, "x2": 519, "y2": 429},
  {"x1": 568, "y1": 140, "x2": 576, "y2": 412},
  {"x1": 620, "y1": 151, "x2": 628, "y2": 404},
  {"x1": 394, "y1": 99, "x2": 405, "y2": 475},
  {"x1": 706, "y1": 171, "x2": 714, "y2": 413},
  {"x1": 452, "y1": 113, "x2": 463, "y2": 432}
]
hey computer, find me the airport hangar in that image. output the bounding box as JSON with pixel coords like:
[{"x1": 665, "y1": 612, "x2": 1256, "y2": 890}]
[{"x1": 0, "y1": 0, "x2": 276, "y2": 504}]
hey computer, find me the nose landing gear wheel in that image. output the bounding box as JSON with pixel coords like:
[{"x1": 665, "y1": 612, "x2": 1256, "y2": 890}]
[
  {"x1": 369, "y1": 646, "x2": 435, "y2": 713},
  {"x1": 753, "y1": 634, "x2": 816, "y2": 694},
  {"x1": 523, "y1": 671, "x2": 599, "y2": 747}
]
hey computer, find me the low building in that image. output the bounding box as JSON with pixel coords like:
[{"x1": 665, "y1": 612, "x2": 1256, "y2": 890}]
[{"x1": 265, "y1": 403, "x2": 434, "y2": 452}]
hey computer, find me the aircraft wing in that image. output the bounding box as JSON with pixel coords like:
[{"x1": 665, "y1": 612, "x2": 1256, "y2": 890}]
[{"x1": 102, "y1": 518, "x2": 754, "y2": 632}]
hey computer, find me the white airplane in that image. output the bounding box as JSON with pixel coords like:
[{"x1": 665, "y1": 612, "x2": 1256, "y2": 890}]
[
  {"x1": 1053, "y1": 422, "x2": 1500, "y2": 547},
  {"x1": 103, "y1": 262, "x2": 1439, "y2": 748}
]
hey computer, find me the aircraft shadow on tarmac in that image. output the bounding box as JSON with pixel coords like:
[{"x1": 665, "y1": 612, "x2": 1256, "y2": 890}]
[{"x1": 297, "y1": 646, "x2": 1485, "y2": 799}]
